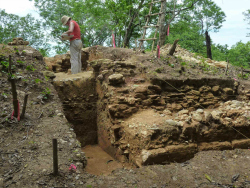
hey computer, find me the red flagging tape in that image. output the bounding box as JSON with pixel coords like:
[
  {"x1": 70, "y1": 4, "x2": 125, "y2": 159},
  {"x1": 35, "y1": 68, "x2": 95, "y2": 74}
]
[{"x1": 112, "y1": 33, "x2": 116, "y2": 48}]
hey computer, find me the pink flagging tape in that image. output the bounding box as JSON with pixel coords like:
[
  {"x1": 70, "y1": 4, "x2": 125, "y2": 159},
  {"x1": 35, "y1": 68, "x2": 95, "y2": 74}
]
[
  {"x1": 69, "y1": 164, "x2": 77, "y2": 171},
  {"x1": 157, "y1": 45, "x2": 160, "y2": 58},
  {"x1": 112, "y1": 33, "x2": 116, "y2": 48},
  {"x1": 11, "y1": 100, "x2": 20, "y2": 121},
  {"x1": 167, "y1": 25, "x2": 170, "y2": 36}
]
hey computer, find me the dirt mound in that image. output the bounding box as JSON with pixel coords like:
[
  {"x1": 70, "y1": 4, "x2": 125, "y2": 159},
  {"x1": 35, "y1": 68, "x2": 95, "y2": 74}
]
[
  {"x1": 7, "y1": 37, "x2": 29, "y2": 46},
  {"x1": 0, "y1": 42, "x2": 87, "y2": 187},
  {"x1": 44, "y1": 46, "x2": 135, "y2": 74},
  {"x1": 160, "y1": 44, "x2": 228, "y2": 68}
]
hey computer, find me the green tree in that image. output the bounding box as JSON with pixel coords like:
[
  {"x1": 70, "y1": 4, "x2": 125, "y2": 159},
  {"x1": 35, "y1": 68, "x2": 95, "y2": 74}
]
[
  {"x1": 0, "y1": 9, "x2": 50, "y2": 55},
  {"x1": 228, "y1": 41, "x2": 250, "y2": 68},
  {"x1": 211, "y1": 44, "x2": 229, "y2": 62},
  {"x1": 193, "y1": 0, "x2": 226, "y2": 59},
  {"x1": 105, "y1": 0, "x2": 150, "y2": 48},
  {"x1": 32, "y1": 0, "x2": 112, "y2": 53},
  {"x1": 158, "y1": 0, "x2": 200, "y2": 47},
  {"x1": 243, "y1": 9, "x2": 250, "y2": 37},
  {"x1": 0, "y1": 9, "x2": 20, "y2": 43}
]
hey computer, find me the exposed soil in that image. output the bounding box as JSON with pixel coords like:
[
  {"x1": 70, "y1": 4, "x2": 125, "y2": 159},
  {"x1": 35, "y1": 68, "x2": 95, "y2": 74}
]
[
  {"x1": 1, "y1": 40, "x2": 250, "y2": 188},
  {"x1": 82, "y1": 145, "x2": 124, "y2": 176},
  {"x1": 80, "y1": 149, "x2": 250, "y2": 188}
]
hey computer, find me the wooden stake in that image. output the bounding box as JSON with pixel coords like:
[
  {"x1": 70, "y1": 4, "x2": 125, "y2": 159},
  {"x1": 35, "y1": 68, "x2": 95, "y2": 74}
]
[
  {"x1": 168, "y1": 39, "x2": 179, "y2": 55},
  {"x1": 21, "y1": 94, "x2": 29, "y2": 119},
  {"x1": 10, "y1": 79, "x2": 18, "y2": 118},
  {"x1": 53, "y1": 139, "x2": 58, "y2": 175}
]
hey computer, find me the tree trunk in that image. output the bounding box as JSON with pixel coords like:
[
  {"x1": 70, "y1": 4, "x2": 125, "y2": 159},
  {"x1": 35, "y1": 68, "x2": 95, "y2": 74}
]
[
  {"x1": 205, "y1": 30, "x2": 212, "y2": 59},
  {"x1": 168, "y1": 39, "x2": 179, "y2": 55},
  {"x1": 159, "y1": 1, "x2": 167, "y2": 47},
  {"x1": 123, "y1": 13, "x2": 137, "y2": 48},
  {"x1": 21, "y1": 94, "x2": 29, "y2": 119},
  {"x1": 124, "y1": 0, "x2": 144, "y2": 48}
]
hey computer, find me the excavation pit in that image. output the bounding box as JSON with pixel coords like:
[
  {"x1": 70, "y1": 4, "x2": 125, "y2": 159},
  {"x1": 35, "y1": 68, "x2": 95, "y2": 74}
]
[{"x1": 50, "y1": 46, "x2": 250, "y2": 168}]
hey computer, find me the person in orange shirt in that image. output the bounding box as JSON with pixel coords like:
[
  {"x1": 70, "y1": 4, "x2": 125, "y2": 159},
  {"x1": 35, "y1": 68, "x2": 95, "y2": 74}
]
[{"x1": 61, "y1": 16, "x2": 82, "y2": 74}]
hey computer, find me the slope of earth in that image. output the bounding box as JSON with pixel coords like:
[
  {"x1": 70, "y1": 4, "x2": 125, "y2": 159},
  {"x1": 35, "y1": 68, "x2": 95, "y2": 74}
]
[{"x1": 0, "y1": 39, "x2": 86, "y2": 188}]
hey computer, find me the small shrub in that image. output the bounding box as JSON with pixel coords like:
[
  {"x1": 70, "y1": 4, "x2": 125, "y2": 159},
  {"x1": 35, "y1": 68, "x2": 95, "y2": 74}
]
[
  {"x1": 26, "y1": 65, "x2": 36, "y2": 71},
  {"x1": 44, "y1": 76, "x2": 49, "y2": 81},
  {"x1": 181, "y1": 62, "x2": 187, "y2": 66},
  {"x1": 35, "y1": 78, "x2": 42, "y2": 83},
  {"x1": 17, "y1": 60, "x2": 25, "y2": 64},
  {"x1": 1, "y1": 93, "x2": 8, "y2": 98},
  {"x1": 0, "y1": 60, "x2": 9, "y2": 69},
  {"x1": 41, "y1": 87, "x2": 51, "y2": 99},
  {"x1": 238, "y1": 73, "x2": 249, "y2": 79}
]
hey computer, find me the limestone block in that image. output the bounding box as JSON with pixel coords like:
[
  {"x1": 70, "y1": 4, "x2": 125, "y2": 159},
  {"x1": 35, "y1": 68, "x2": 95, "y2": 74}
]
[
  {"x1": 126, "y1": 97, "x2": 136, "y2": 105},
  {"x1": 223, "y1": 88, "x2": 233, "y2": 95},
  {"x1": 187, "y1": 90, "x2": 200, "y2": 96},
  {"x1": 212, "y1": 86, "x2": 220, "y2": 93},
  {"x1": 192, "y1": 112, "x2": 202, "y2": 122},
  {"x1": 22, "y1": 41, "x2": 29, "y2": 45},
  {"x1": 134, "y1": 93, "x2": 147, "y2": 100},
  {"x1": 108, "y1": 74, "x2": 125, "y2": 85},
  {"x1": 165, "y1": 119, "x2": 178, "y2": 126},
  {"x1": 211, "y1": 110, "x2": 222, "y2": 120},
  {"x1": 196, "y1": 109, "x2": 204, "y2": 114},
  {"x1": 199, "y1": 86, "x2": 211, "y2": 92},
  {"x1": 198, "y1": 141, "x2": 232, "y2": 151},
  {"x1": 178, "y1": 109, "x2": 189, "y2": 116},
  {"x1": 134, "y1": 85, "x2": 148, "y2": 94},
  {"x1": 148, "y1": 85, "x2": 162, "y2": 94},
  {"x1": 97, "y1": 74, "x2": 104, "y2": 81},
  {"x1": 179, "y1": 114, "x2": 189, "y2": 121},
  {"x1": 142, "y1": 98, "x2": 153, "y2": 106},
  {"x1": 42, "y1": 71, "x2": 56, "y2": 79},
  {"x1": 172, "y1": 103, "x2": 182, "y2": 111},
  {"x1": 140, "y1": 144, "x2": 197, "y2": 165},
  {"x1": 232, "y1": 139, "x2": 250, "y2": 149},
  {"x1": 163, "y1": 109, "x2": 172, "y2": 115}
]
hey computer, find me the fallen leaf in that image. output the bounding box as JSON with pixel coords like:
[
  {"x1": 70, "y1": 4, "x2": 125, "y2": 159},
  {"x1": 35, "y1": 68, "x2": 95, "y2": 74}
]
[{"x1": 205, "y1": 174, "x2": 212, "y2": 182}]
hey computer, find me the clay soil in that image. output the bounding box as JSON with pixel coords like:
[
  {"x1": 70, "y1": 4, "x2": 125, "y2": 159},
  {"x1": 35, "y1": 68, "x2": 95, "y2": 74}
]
[{"x1": 0, "y1": 43, "x2": 250, "y2": 188}]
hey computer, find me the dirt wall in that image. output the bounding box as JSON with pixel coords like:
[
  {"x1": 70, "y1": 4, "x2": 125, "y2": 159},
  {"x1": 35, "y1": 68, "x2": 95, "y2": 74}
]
[{"x1": 53, "y1": 72, "x2": 97, "y2": 146}]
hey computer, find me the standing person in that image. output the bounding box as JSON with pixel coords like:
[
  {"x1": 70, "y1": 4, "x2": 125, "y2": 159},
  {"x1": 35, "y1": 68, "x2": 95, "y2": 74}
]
[{"x1": 61, "y1": 15, "x2": 82, "y2": 74}]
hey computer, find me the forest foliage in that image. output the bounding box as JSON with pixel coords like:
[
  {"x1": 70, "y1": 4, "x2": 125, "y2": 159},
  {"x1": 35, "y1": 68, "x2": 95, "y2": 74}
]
[{"x1": 0, "y1": 0, "x2": 250, "y2": 68}]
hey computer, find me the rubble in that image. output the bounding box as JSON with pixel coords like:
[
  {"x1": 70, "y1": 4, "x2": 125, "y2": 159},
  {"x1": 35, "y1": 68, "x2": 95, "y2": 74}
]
[{"x1": 8, "y1": 37, "x2": 29, "y2": 45}]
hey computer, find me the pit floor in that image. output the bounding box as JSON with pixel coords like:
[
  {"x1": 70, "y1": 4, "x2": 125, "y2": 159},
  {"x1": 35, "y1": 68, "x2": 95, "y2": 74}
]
[{"x1": 82, "y1": 145, "x2": 124, "y2": 175}]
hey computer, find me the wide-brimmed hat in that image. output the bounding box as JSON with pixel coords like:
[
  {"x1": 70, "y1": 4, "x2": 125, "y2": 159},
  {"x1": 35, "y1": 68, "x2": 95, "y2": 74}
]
[{"x1": 61, "y1": 15, "x2": 71, "y2": 25}]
